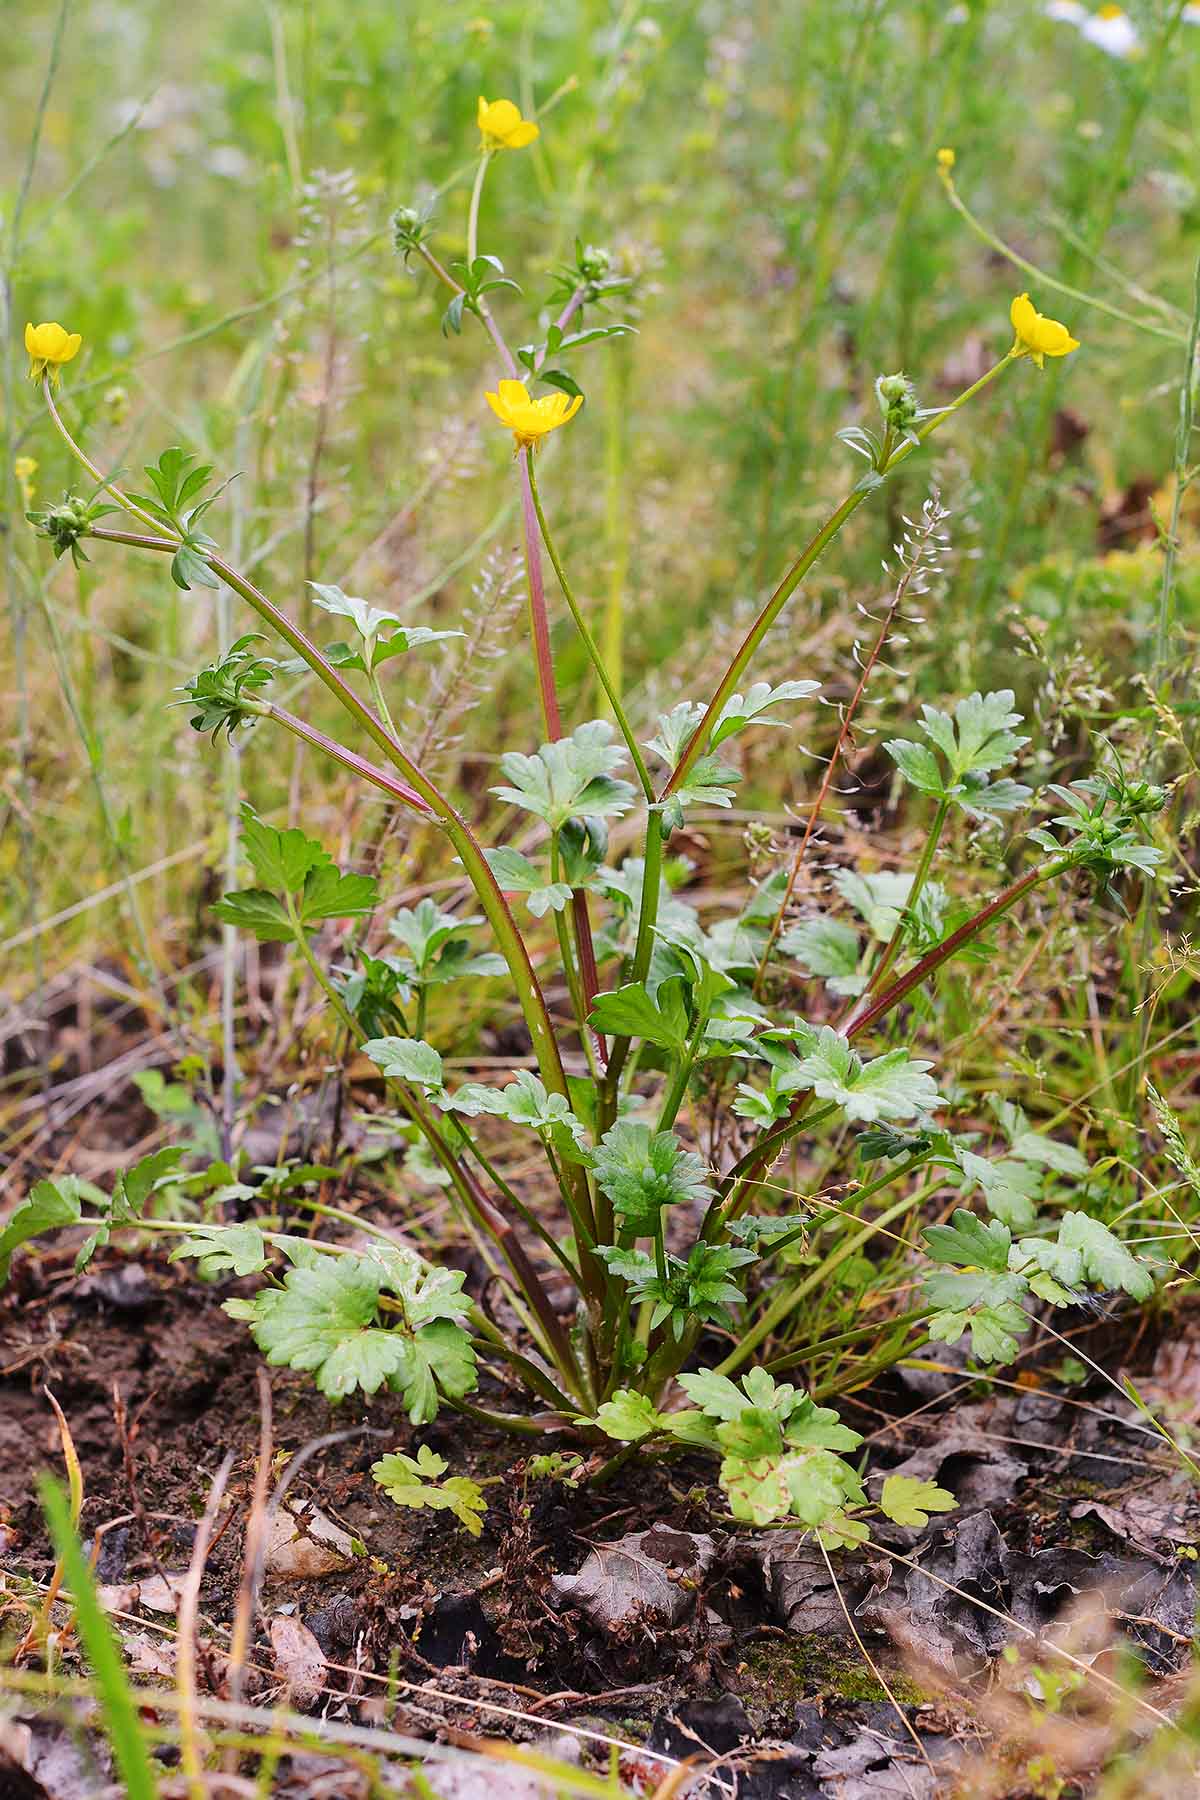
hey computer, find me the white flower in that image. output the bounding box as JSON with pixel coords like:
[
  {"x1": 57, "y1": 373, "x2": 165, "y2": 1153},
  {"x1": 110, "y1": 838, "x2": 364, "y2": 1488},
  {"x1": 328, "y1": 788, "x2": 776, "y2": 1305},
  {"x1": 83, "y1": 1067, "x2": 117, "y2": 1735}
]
[
  {"x1": 1045, "y1": 1, "x2": 1141, "y2": 57},
  {"x1": 1081, "y1": 5, "x2": 1140, "y2": 57}
]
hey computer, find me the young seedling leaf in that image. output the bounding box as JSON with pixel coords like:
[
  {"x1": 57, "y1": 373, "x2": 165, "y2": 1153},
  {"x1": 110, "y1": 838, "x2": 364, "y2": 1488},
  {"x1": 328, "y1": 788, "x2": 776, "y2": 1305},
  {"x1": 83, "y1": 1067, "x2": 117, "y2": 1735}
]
[
  {"x1": 587, "y1": 978, "x2": 690, "y2": 1051},
  {"x1": 787, "y1": 1026, "x2": 941, "y2": 1123},
  {"x1": 592, "y1": 1390, "x2": 668, "y2": 1442},
  {"x1": 879, "y1": 1474, "x2": 957, "y2": 1529},
  {"x1": 492, "y1": 720, "x2": 635, "y2": 828},
  {"x1": 590, "y1": 1121, "x2": 713, "y2": 1233},
  {"x1": 246, "y1": 1258, "x2": 405, "y2": 1399},
  {"x1": 372, "y1": 1444, "x2": 487, "y2": 1537}
]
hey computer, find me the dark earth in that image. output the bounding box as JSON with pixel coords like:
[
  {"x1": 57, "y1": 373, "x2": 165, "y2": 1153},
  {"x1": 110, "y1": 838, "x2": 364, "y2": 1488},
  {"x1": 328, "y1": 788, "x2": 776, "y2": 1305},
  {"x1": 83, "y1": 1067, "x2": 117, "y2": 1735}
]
[{"x1": 2, "y1": 1222, "x2": 1198, "y2": 1799}]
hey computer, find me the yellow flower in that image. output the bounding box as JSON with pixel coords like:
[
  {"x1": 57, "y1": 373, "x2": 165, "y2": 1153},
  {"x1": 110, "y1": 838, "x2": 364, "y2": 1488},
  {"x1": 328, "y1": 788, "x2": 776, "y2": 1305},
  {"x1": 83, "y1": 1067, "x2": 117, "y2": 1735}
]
[
  {"x1": 477, "y1": 96, "x2": 539, "y2": 152},
  {"x1": 14, "y1": 455, "x2": 37, "y2": 507},
  {"x1": 1009, "y1": 292, "x2": 1079, "y2": 369},
  {"x1": 485, "y1": 378, "x2": 582, "y2": 451},
  {"x1": 24, "y1": 320, "x2": 82, "y2": 385},
  {"x1": 936, "y1": 146, "x2": 956, "y2": 171}
]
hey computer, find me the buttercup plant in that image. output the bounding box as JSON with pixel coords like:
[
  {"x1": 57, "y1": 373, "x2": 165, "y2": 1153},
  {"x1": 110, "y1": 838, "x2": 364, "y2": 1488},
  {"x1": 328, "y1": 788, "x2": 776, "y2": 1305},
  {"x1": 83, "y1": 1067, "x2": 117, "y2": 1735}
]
[{"x1": 13, "y1": 92, "x2": 1168, "y2": 1546}]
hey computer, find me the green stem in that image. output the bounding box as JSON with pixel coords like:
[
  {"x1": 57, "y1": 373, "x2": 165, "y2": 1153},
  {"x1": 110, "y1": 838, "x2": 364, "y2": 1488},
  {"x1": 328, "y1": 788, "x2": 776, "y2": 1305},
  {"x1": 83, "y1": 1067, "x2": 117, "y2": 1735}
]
[
  {"x1": 601, "y1": 338, "x2": 631, "y2": 709},
  {"x1": 452, "y1": 1398, "x2": 562, "y2": 1437},
  {"x1": 367, "y1": 661, "x2": 399, "y2": 739},
  {"x1": 601, "y1": 810, "x2": 663, "y2": 1123},
  {"x1": 718, "y1": 856, "x2": 1074, "y2": 1233},
  {"x1": 1133, "y1": 254, "x2": 1200, "y2": 1092},
  {"x1": 549, "y1": 833, "x2": 594, "y2": 1067},
  {"x1": 765, "y1": 1308, "x2": 932, "y2": 1375},
  {"x1": 712, "y1": 1101, "x2": 834, "y2": 1213},
  {"x1": 68, "y1": 451, "x2": 569, "y2": 1107},
  {"x1": 466, "y1": 1134, "x2": 583, "y2": 1287},
  {"x1": 656, "y1": 1012, "x2": 706, "y2": 1134},
  {"x1": 663, "y1": 353, "x2": 1015, "y2": 803},
  {"x1": 937, "y1": 163, "x2": 1187, "y2": 349},
  {"x1": 466, "y1": 151, "x2": 489, "y2": 270},
  {"x1": 864, "y1": 797, "x2": 949, "y2": 999},
  {"x1": 289, "y1": 907, "x2": 359, "y2": 1037},
  {"x1": 246, "y1": 697, "x2": 430, "y2": 814},
  {"x1": 526, "y1": 457, "x2": 655, "y2": 803},
  {"x1": 844, "y1": 855, "x2": 1070, "y2": 1039},
  {"x1": 712, "y1": 1186, "x2": 930, "y2": 1378}
]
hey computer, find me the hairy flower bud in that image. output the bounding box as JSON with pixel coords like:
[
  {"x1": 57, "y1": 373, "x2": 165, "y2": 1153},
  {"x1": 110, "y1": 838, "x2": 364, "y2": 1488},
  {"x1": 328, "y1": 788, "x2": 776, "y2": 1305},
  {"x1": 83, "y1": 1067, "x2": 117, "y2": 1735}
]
[
  {"x1": 875, "y1": 371, "x2": 919, "y2": 434},
  {"x1": 391, "y1": 204, "x2": 431, "y2": 258},
  {"x1": 27, "y1": 493, "x2": 108, "y2": 567}
]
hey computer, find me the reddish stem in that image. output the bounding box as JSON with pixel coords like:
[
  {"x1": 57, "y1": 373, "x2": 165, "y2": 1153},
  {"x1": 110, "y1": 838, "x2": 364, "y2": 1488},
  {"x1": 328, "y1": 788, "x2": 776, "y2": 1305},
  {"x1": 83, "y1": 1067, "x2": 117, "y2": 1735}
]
[
  {"x1": 266, "y1": 704, "x2": 432, "y2": 815},
  {"x1": 519, "y1": 449, "x2": 563, "y2": 740}
]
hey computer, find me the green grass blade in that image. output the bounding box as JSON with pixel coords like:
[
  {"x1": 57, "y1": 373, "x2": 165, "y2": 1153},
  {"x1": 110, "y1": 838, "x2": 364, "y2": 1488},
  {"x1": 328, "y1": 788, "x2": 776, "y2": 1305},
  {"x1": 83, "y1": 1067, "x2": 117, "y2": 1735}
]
[{"x1": 38, "y1": 1473, "x2": 161, "y2": 1800}]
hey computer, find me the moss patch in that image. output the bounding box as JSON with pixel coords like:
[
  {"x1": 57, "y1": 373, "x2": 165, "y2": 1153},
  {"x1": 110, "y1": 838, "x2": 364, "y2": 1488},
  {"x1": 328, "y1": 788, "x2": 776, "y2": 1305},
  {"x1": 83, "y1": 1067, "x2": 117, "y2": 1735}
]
[{"x1": 733, "y1": 1637, "x2": 930, "y2": 1715}]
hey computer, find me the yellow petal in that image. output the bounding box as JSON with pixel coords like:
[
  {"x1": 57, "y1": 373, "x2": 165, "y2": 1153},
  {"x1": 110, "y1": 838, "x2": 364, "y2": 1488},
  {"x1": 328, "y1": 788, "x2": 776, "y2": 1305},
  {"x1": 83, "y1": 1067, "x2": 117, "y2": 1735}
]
[
  {"x1": 1036, "y1": 318, "x2": 1077, "y2": 356},
  {"x1": 485, "y1": 389, "x2": 512, "y2": 422},
  {"x1": 497, "y1": 378, "x2": 531, "y2": 408},
  {"x1": 61, "y1": 332, "x2": 82, "y2": 363},
  {"x1": 1010, "y1": 293, "x2": 1038, "y2": 340},
  {"x1": 477, "y1": 95, "x2": 489, "y2": 129},
  {"x1": 24, "y1": 321, "x2": 37, "y2": 353},
  {"x1": 505, "y1": 119, "x2": 539, "y2": 148},
  {"x1": 481, "y1": 98, "x2": 522, "y2": 138}
]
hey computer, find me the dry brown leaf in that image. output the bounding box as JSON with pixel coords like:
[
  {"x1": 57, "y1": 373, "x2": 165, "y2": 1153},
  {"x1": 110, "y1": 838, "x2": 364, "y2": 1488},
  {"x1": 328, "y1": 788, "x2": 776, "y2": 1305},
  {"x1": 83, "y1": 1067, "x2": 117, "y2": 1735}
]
[
  {"x1": 269, "y1": 1613, "x2": 328, "y2": 1709},
  {"x1": 265, "y1": 1503, "x2": 355, "y2": 1579}
]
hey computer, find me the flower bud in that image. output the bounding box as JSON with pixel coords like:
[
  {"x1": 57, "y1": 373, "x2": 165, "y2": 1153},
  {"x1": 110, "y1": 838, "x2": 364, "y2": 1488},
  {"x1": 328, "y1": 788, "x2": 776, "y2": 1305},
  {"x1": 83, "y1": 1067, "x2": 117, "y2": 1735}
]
[
  {"x1": 27, "y1": 492, "x2": 101, "y2": 566},
  {"x1": 578, "y1": 243, "x2": 612, "y2": 281},
  {"x1": 875, "y1": 372, "x2": 919, "y2": 433},
  {"x1": 391, "y1": 205, "x2": 430, "y2": 255}
]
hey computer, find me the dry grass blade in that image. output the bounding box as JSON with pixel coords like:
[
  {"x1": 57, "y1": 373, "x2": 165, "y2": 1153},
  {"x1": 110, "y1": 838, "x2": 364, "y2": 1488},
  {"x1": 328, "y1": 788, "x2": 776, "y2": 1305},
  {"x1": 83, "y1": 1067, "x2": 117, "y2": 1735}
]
[
  {"x1": 0, "y1": 1662, "x2": 662, "y2": 1799},
  {"x1": 177, "y1": 1449, "x2": 236, "y2": 1799},
  {"x1": 222, "y1": 1366, "x2": 272, "y2": 1771},
  {"x1": 817, "y1": 1538, "x2": 935, "y2": 1793},
  {"x1": 15, "y1": 1386, "x2": 84, "y2": 1660}
]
